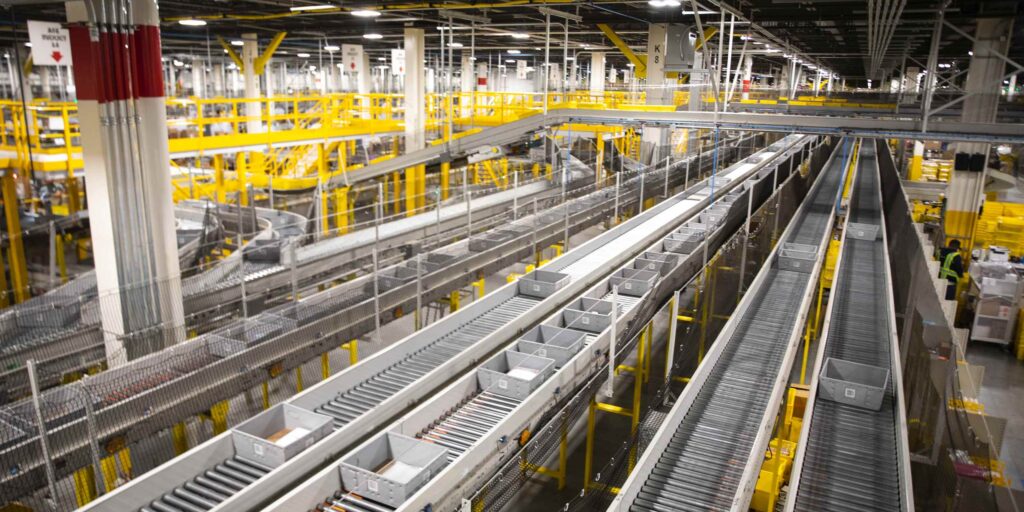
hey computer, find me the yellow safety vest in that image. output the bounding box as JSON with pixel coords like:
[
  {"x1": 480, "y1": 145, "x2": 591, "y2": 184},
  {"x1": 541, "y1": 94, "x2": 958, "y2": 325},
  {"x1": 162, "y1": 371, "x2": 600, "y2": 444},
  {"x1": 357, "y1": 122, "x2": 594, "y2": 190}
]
[{"x1": 940, "y1": 251, "x2": 959, "y2": 280}]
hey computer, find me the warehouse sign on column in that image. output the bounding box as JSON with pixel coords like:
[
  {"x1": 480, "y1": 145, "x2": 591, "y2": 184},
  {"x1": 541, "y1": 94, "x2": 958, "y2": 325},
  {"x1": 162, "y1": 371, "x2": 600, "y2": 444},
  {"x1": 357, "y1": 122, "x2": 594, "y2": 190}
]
[{"x1": 27, "y1": 20, "x2": 70, "y2": 66}]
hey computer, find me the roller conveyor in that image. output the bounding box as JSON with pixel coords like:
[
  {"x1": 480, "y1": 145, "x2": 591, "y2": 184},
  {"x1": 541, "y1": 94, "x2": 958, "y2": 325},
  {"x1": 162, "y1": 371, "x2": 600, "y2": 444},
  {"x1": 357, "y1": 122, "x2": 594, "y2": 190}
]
[
  {"x1": 257, "y1": 135, "x2": 822, "y2": 512},
  {"x1": 611, "y1": 139, "x2": 850, "y2": 512},
  {"x1": 74, "y1": 136, "x2": 771, "y2": 512},
  {"x1": 785, "y1": 143, "x2": 912, "y2": 512},
  {"x1": 140, "y1": 456, "x2": 272, "y2": 512},
  {"x1": 314, "y1": 297, "x2": 537, "y2": 428}
]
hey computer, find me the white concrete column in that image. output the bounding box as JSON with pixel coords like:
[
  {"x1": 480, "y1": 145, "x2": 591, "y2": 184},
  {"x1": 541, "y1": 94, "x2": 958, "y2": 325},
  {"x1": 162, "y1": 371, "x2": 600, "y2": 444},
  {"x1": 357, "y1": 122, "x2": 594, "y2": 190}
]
[
  {"x1": 608, "y1": 66, "x2": 616, "y2": 85},
  {"x1": 460, "y1": 52, "x2": 475, "y2": 92},
  {"x1": 901, "y1": 66, "x2": 920, "y2": 104},
  {"x1": 404, "y1": 28, "x2": 426, "y2": 152},
  {"x1": 67, "y1": 0, "x2": 184, "y2": 363},
  {"x1": 642, "y1": 23, "x2": 670, "y2": 164},
  {"x1": 358, "y1": 53, "x2": 371, "y2": 94},
  {"x1": 40, "y1": 67, "x2": 52, "y2": 100},
  {"x1": 741, "y1": 54, "x2": 752, "y2": 100},
  {"x1": 241, "y1": 33, "x2": 262, "y2": 133},
  {"x1": 212, "y1": 63, "x2": 224, "y2": 96},
  {"x1": 191, "y1": 58, "x2": 204, "y2": 98},
  {"x1": 946, "y1": 17, "x2": 1014, "y2": 246},
  {"x1": 1007, "y1": 73, "x2": 1017, "y2": 99},
  {"x1": 591, "y1": 52, "x2": 606, "y2": 96}
]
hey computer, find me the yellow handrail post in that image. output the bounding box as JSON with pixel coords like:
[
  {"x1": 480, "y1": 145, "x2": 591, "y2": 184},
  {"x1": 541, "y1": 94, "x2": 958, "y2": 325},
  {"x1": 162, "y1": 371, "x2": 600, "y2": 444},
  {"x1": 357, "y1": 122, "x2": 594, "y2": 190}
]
[{"x1": 2, "y1": 172, "x2": 29, "y2": 303}]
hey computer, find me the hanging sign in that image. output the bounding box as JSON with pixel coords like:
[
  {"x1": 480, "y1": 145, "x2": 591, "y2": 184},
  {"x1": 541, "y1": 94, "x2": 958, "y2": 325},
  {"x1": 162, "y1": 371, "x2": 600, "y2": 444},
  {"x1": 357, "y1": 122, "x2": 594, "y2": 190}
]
[
  {"x1": 27, "y1": 20, "x2": 70, "y2": 66},
  {"x1": 342, "y1": 44, "x2": 363, "y2": 72},
  {"x1": 391, "y1": 49, "x2": 405, "y2": 75},
  {"x1": 516, "y1": 60, "x2": 528, "y2": 80}
]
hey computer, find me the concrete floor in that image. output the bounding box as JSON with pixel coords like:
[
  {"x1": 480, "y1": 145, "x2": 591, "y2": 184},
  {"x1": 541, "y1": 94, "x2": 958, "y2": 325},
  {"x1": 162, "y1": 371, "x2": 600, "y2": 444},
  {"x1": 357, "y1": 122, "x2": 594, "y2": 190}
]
[{"x1": 966, "y1": 342, "x2": 1024, "y2": 491}]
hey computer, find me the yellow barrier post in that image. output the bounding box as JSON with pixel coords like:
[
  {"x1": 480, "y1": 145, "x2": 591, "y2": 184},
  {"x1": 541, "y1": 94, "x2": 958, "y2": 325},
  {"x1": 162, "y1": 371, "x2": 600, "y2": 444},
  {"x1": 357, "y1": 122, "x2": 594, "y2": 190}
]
[
  {"x1": 172, "y1": 422, "x2": 189, "y2": 455},
  {"x1": 449, "y1": 290, "x2": 460, "y2": 312},
  {"x1": 343, "y1": 339, "x2": 359, "y2": 365},
  {"x1": 262, "y1": 381, "x2": 271, "y2": 410},
  {"x1": 473, "y1": 278, "x2": 485, "y2": 299},
  {"x1": 321, "y1": 353, "x2": 331, "y2": 379},
  {"x1": 296, "y1": 367, "x2": 304, "y2": 392}
]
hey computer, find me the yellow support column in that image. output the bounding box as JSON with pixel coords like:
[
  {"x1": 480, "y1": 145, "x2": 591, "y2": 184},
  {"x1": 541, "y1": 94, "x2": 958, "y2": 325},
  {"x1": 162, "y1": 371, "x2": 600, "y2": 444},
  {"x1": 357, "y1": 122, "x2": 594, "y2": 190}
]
[
  {"x1": 908, "y1": 141, "x2": 924, "y2": 181},
  {"x1": 441, "y1": 162, "x2": 450, "y2": 200},
  {"x1": 321, "y1": 353, "x2": 331, "y2": 379},
  {"x1": 262, "y1": 381, "x2": 271, "y2": 410},
  {"x1": 334, "y1": 187, "x2": 349, "y2": 234},
  {"x1": 405, "y1": 167, "x2": 418, "y2": 217},
  {"x1": 473, "y1": 278, "x2": 485, "y2": 299},
  {"x1": 2, "y1": 172, "x2": 29, "y2": 303},
  {"x1": 73, "y1": 467, "x2": 97, "y2": 507},
  {"x1": 236, "y1": 153, "x2": 249, "y2": 206},
  {"x1": 172, "y1": 422, "x2": 189, "y2": 455},
  {"x1": 393, "y1": 171, "x2": 402, "y2": 215},
  {"x1": 213, "y1": 154, "x2": 226, "y2": 203},
  {"x1": 418, "y1": 165, "x2": 427, "y2": 210},
  {"x1": 296, "y1": 367, "x2": 304, "y2": 392}
]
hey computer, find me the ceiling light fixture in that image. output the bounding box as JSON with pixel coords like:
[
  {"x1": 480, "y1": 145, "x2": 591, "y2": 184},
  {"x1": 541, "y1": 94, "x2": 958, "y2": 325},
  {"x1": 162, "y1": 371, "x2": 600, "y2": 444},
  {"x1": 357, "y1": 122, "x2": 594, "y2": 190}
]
[
  {"x1": 509, "y1": 32, "x2": 530, "y2": 39},
  {"x1": 681, "y1": 9, "x2": 715, "y2": 15},
  {"x1": 449, "y1": 42, "x2": 464, "y2": 48},
  {"x1": 506, "y1": 59, "x2": 517, "y2": 64},
  {"x1": 324, "y1": 44, "x2": 340, "y2": 51},
  {"x1": 363, "y1": 33, "x2": 383, "y2": 39},
  {"x1": 351, "y1": 9, "x2": 381, "y2": 17},
  {"x1": 649, "y1": 0, "x2": 681, "y2": 7},
  {"x1": 378, "y1": 57, "x2": 387, "y2": 61},
  {"x1": 507, "y1": 49, "x2": 521, "y2": 54},
  {"x1": 297, "y1": 52, "x2": 311, "y2": 58},
  {"x1": 24, "y1": 42, "x2": 32, "y2": 47},
  {"x1": 289, "y1": 4, "x2": 334, "y2": 11},
  {"x1": 231, "y1": 40, "x2": 244, "y2": 46},
  {"x1": 178, "y1": 19, "x2": 207, "y2": 26}
]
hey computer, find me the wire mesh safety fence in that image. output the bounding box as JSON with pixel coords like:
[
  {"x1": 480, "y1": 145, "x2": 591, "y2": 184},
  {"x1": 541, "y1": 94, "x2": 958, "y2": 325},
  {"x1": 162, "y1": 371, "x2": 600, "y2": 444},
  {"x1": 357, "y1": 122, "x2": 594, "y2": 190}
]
[
  {"x1": 469, "y1": 136, "x2": 825, "y2": 512},
  {"x1": 876, "y1": 140, "x2": 1018, "y2": 512},
  {"x1": 0, "y1": 133, "x2": 763, "y2": 511}
]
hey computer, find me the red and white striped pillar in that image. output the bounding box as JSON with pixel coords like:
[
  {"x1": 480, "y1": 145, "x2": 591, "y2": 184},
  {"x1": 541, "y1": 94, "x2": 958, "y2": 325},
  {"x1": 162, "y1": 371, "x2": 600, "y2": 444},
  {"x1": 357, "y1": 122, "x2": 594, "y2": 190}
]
[{"x1": 67, "y1": 0, "x2": 184, "y2": 365}]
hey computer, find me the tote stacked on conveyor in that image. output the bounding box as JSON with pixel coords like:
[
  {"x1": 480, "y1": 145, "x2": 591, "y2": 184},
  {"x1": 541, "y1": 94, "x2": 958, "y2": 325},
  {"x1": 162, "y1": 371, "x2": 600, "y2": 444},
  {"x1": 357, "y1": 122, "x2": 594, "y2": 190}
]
[
  {"x1": 785, "y1": 143, "x2": 912, "y2": 512},
  {"x1": 611, "y1": 139, "x2": 849, "y2": 512}
]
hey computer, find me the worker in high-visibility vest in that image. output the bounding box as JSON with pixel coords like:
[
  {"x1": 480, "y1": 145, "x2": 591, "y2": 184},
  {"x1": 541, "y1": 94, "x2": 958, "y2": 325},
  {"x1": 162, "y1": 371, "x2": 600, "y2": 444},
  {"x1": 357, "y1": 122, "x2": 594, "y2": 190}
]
[{"x1": 938, "y1": 239, "x2": 964, "y2": 300}]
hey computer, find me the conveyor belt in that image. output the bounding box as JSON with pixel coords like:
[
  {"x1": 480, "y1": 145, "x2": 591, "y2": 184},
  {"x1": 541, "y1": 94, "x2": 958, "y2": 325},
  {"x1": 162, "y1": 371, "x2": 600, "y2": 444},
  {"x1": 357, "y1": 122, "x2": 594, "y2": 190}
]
[
  {"x1": 257, "y1": 135, "x2": 819, "y2": 512},
  {"x1": 141, "y1": 456, "x2": 272, "y2": 512},
  {"x1": 788, "y1": 144, "x2": 907, "y2": 512},
  {"x1": 72, "y1": 136, "x2": 771, "y2": 512},
  {"x1": 419, "y1": 391, "x2": 522, "y2": 462},
  {"x1": 615, "y1": 140, "x2": 847, "y2": 512},
  {"x1": 315, "y1": 296, "x2": 538, "y2": 428}
]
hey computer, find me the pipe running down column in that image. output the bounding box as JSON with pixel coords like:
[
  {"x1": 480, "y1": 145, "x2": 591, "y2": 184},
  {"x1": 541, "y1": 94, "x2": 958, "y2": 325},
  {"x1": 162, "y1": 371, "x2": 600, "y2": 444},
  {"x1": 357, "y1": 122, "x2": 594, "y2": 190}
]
[{"x1": 67, "y1": 0, "x2": 185, "y2": 365}]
